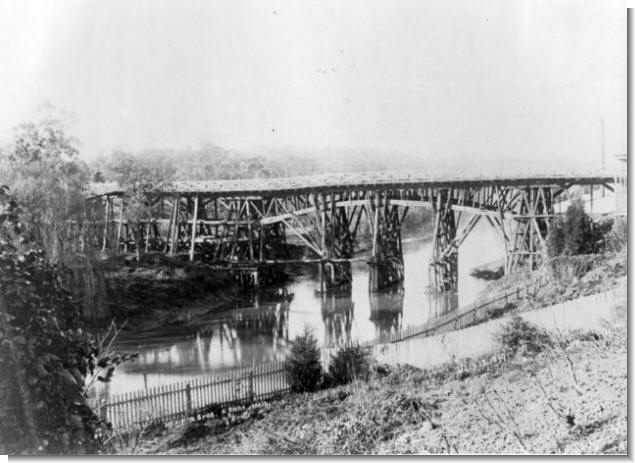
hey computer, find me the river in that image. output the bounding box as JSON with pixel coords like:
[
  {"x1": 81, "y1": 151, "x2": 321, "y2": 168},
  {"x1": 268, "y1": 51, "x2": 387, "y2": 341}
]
[{"x1": 101, "y1": 216, "x2": 504, "y2": 395}]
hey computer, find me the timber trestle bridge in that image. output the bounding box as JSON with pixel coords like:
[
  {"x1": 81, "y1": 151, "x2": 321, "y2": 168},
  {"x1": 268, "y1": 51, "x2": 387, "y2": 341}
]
[{"x1": 85, "y1": 169, "x2": 614, "y2": 293}]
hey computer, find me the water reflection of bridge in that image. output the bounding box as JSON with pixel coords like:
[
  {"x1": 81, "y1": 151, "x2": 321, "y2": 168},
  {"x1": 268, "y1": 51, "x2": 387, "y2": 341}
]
[
  {"x1": 369, "y1": 286, "x2": 404, "y2": 338},
  {"x1": 321, "y1": 281, "x2": 464, "y2": 346},
  {"x1": 321, "y1": 292, "x2": 354, "y2": 347},
  {"x1": 116, "y1": 298, "x2": 292, "y2": 374}
]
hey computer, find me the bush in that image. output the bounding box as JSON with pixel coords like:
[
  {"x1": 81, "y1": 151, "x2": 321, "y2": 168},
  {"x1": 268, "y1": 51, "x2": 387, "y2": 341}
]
[
  {"x1": 547, "y1": 198, "x2": 605, "y2": 257},
  {"x1": 327, "y1": 345, "x2": 371, "y2": 386},
  {"x1": 0, "y1": 186, "x2": 105, "y2": 454},
  {"x1": 496, "y1": 316, "x2": 553, "y2": 358},
  {"x1": 606, "y1": 217, "x2": 627, "y2": 252},
  {"x1": 284, "y1": 327, "x2": 323, "y2": 393}
]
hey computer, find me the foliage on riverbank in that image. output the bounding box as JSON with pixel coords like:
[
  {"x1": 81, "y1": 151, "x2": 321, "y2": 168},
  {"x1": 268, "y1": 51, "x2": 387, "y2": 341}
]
[
  {"x1": 0, "y1": 187, "x2": 110, "y2": 455},
  {"x1": 472, "y1": 247, "x2": 626, "y2": 318},
  {"x1": 133, "y1": 305, "x2": 626, "y2": 455}
]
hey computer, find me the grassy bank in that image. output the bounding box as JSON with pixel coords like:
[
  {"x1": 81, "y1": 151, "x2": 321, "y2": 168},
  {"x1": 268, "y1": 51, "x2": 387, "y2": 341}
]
[
  {"x1": 472, "y1": 249, "x2": 626, "y2": 316},
  {"x1": 127, "y1": 294, "x2": 626, "y2": 455}
]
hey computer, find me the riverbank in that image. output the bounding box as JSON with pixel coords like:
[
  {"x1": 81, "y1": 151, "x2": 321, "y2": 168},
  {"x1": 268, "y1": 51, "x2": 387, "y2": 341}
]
[
  {"x1": 473, "y1": 250, "x2": 626, "y2": 312},
  {"x1": 122, "y1": 271, "x2": 626, "y2": 455},
  {"x1": 133, "y1": 305, "x2": 626, "y2": 454},
  {"x1": 89, "y1": 255, "x2": 245, "y2": 332}
]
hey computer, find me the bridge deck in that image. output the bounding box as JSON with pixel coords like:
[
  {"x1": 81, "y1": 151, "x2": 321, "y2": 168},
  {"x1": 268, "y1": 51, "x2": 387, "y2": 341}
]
[{"x1": 87, "y1": 168, "x2": 613, "y2": 198}]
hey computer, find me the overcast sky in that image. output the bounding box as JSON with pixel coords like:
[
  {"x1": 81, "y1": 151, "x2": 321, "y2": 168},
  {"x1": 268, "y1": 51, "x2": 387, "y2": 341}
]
[{"x1": 0, "y1": 0, "x2": 626, "y2": 166}]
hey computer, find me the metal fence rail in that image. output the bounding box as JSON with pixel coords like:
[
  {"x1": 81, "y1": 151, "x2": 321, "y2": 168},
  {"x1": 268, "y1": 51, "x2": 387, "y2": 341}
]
[{"x1": 91, "y1": 361, "x2": 289, "y2": 433}]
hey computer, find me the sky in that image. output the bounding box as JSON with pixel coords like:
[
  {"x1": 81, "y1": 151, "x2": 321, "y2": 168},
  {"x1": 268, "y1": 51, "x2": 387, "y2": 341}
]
[{"x1": 0, "y1": 0, "x2": 626, "y2": 167}]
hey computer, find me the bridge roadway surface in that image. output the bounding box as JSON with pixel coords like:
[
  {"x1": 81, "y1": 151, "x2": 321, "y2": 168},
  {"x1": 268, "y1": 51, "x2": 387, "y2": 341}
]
[{"x1": 87, "y1": 168, "x2": 614, "y2": 198}]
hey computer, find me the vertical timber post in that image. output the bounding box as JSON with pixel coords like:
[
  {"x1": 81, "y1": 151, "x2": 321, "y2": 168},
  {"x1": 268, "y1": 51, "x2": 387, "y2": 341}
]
[
  {"x1": 116, "y1": 198, "x2": 124, "y2": 255},
  {"x1": 189, "y1": 194, "x2": 199, "y2": 261},
  {"x1": 169, "y1": 195, "x2": 181, "y2": 255},
  {"x1": 319, "y1": 193, "x2": 327, "y2": 293},
  {"x1": 246, "y1": 200, "x2": 255, "y2": 262},
  {"x1": 144, "y1": 214, "x2": 151, "y2": 254},
  {"x1": 259, "y1": 199, "x2": 265, "y2": 262},
  {"x1": 102, "y1": 196, "x2": 111, "y2": 253}
]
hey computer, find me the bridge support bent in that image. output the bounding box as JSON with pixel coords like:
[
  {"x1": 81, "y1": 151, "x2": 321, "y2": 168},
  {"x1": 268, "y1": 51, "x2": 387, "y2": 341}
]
[
  {"x1": 318, "y1": 195, "x2": 355, "y2": 293},
  {"x1": 429, "y1": 189, "x2": 458, "y2": 292},
  {"x1": 368, "y1": 198, "x2": 404, "y2": 292},
  {"x1": 507, "y1": 186, "x2": 554, "y2": 272}
]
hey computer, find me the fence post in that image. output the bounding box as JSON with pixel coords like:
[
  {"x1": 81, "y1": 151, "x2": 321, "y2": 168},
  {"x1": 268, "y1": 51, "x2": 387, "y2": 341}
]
[
  {"x1": 186, "y1": 383, "x2": 192, "y2": 415},
  {"x1": 249, "y1": 369, "x2": 254, "y2": 401},
  {"x1": 99, "y1": 396, "x2": 108, "y2": 422}
]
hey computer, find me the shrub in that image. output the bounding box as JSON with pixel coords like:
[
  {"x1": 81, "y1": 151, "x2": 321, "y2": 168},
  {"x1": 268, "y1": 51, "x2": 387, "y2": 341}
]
[
  {"x1": 547, "y1": 198, "x2": 605, "y2": 257},
  {"x1": 327, "y1": 345, "x2": 371, "y2": 386},
  {"x1": 284, "y1": 327, "x2": 323, "y2": 393},
  {"x1": 606, "y1": 217, "x2": 627, "y2": 252},
  {"x1": 0, "y1": 186, "x2": 138, "y2": 454},
  {"x1": 496, "y1": 316, "x2": 553, "y2": 358},
  {"x1": 546, "y1": 216, "x2": 567, "y2": 257},
  {"x1": 0, "y1": 186, "x2": 105, "y2": 454}
]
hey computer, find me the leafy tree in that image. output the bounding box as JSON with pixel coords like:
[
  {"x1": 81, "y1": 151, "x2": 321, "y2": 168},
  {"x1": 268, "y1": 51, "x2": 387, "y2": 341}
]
[
  {"x1": 0, "y1": 112, "x2": 89, "y2": 263},
  {"x1": 284, "y1": 327, "x2": 323, "y2": 393},
  {"x1": 99, "y1": 150, "x2": 175, "y2": 260},
  {"x1": 0, "y1": 186, "x2": 106, "y2": 454}
]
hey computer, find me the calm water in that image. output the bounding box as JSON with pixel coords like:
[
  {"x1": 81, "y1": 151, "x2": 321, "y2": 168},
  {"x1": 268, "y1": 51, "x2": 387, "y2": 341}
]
[{"x1": 102, "y1": 216, "x2": 504, "y2": 395}]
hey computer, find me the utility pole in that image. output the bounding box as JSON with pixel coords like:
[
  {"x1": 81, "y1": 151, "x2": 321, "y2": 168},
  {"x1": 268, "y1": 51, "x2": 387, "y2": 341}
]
[{"x1": 601, "y1": 117, "x2": 606, "y2": 198}]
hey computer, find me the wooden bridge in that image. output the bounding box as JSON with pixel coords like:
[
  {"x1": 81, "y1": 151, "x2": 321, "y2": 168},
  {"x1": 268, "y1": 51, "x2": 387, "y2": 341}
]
[{"x1": 85, "y1": 168, "x2": 615, "y2": 293}]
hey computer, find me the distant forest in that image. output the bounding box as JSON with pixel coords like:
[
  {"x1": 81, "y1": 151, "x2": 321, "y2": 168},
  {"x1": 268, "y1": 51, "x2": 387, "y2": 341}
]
[{"x1": 90, "y1": 143, "x2": 429, "y2": 184}]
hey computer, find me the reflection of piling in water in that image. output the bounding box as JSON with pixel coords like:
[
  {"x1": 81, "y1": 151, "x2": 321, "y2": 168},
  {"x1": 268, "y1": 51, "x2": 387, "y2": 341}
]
[
  {"x1": 321, "y1": 291, "x2": 354, "y2": 347},
  {"x1": 369, "y1": 285, "x2": 404, "y2": 338},
  {"x1": 318, "y1": 260, "x2": 352, "y2": 293},
  {"x1": 232, "y1": 302, "x2": 290, "y2": 344},
  {"x1": 229, "y1": 263, "x2": 288, "y2": 291},
  {"x1": 197, "y1": 300, "x2": 291, "y2": 347},
  {"x1": 427, "y1": 290, "x2": 459, "y2": 319}
]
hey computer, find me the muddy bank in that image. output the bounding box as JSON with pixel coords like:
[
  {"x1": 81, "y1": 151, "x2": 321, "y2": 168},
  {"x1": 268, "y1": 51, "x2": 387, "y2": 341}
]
[{"x1": 88, "y1": 254, "x2": 247, "y2": 332}]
